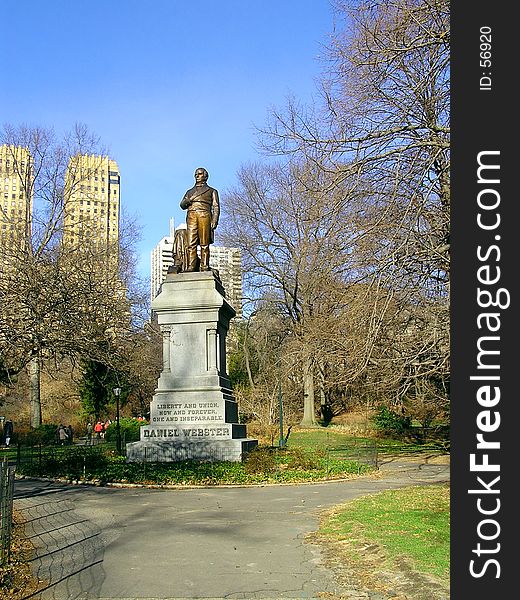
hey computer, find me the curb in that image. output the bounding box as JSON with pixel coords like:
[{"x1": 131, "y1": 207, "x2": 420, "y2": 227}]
[{"x1": 14, "y1": 470, "x2": 384, "y2": 490}]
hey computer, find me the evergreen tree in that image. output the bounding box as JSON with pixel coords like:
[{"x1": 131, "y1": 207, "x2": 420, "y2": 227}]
[{"x1": 79, "y1": 360, "x2": 126, "y2": 419}]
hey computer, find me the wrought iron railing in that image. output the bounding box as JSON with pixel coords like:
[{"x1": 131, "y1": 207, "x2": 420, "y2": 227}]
[{"x1": 0, "y1": 457, "x2": 15, "y2": 565}]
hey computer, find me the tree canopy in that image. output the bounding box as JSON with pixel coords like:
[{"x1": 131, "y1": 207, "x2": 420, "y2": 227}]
[{"x1": 222, "y1": 0, "x2": 450, "y2": 428}]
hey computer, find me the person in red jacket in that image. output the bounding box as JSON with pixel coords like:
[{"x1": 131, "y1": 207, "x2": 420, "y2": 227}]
[{"x1": 94, "y1": 420, "x2": 103, "y2": 440}]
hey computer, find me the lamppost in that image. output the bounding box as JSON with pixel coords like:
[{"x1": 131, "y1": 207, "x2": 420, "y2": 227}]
[
  {"x1": 113, "y1": 387, "x2": 121, "y2": 453},
  {"x1": 278, "y1": 380, "x2": 285, "y2": 448}
]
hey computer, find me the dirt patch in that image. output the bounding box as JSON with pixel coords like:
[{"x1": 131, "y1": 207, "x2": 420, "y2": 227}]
[{"x1": 307, "y1": 511, "x2": 449, "y2": 600}]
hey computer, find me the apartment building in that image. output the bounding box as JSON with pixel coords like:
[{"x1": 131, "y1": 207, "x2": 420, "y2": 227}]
[
  {"x1": 0, "y1": 145, "x2": 32, "y2": 254},
  {"x1": 209, "y1": 245, "x2": 243, "y2": 320},
  {"x1": 150, "y1": 218, "x2": 176, "y2": 301},
  {"x1": 62, "y1": 154, "x2": 121, "y2": 252}
]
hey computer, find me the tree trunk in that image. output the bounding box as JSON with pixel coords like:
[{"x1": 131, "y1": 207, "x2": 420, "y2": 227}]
[
  {"x1": 29, "y1": 355, "x2": 42, "y2": 428},
  {"x1": 318, "y1": 359, "x2": 328, "y2": 422},
  {"x1": 300, "y1": 356, "x2": 316, "y2": 427}
]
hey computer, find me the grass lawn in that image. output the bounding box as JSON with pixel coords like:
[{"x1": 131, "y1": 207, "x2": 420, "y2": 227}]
[
  {"x1": 9, "y1": 425, "x2": 448, "y2": 486},
  {"x1": 13, "y1": 442, "x2": 375, "y2": 485},
  {"x1": 318, "y1": 483, "x2": 450, "y2": 580},
  {"x1": 287, "y1": 427, "x2": 446, "y2": 453},
  {"x1": 287, "y1": 429, "x2": 372, "y2": 448}
]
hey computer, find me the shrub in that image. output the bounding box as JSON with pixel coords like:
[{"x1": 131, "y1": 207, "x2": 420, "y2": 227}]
[
  {"x1": 104, "y1": 417, "x2": 146, "y2": 443},
  {"x1": 18, "y1": 445, "x2": 111, "y2": 479},
  {"x1": 19, "y1": 423, "x2": 60, "y2": 446},
  {"x1": 284, "y1": 447, "x2": 324, "y2": 470},
  {"x1": 244, "y1": 446, "x2": 277, "y2": 474},
  {"x1": 373, "y1": 406, "x2": 411, "y2": 436}
]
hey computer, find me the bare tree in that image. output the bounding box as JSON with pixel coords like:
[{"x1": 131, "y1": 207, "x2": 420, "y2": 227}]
[
  {"x1": 118, "y1": 323, "x2": 162, "y2": 418},
  {"x1": 0, "y1": 124, "x2": 148, "y2": 427},
  {"x1": 251, "y1": 0, "x2": 450, "y2": 421},
  {"x1": 228, "y1": 307, "x2": 310, "y2": 442},
  {"x1": 221, "y1": 160, "x2": 362, "y2": 425}
]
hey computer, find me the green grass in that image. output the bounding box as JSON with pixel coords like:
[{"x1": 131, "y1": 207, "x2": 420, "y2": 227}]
[
  {"x1": 14, "y1": 444, "x2": 374, "y2": 486},
  {"x1": 288, "y1": 429, "x2": 371, "y2": 448},
  {"x1": 10, "y1": 426, "x2": 448, "y2": 486},
  {"x1": 320, "y1": 484, "x2": 450, "y2": 579},
  {"x1": 287, "y1": 427, "x2": 447, "y2": 456}
]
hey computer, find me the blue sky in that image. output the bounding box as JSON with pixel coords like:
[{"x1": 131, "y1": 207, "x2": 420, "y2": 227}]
[{"x1": 1, "y1": 0, "x2": 335, "y2": 279}]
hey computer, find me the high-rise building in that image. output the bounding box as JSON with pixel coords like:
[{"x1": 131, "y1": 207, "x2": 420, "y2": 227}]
[
  {"x1": 150, "y1": 218, "x2": 176, "y2": 301},
  {"x1": 209, "y1": 245, "x2": 243, "y2": 320},
  {"x1": 150, "y1": 219, "x2": 243, "y2": 319},
  {"x1": 62, "y1": 154, "x2": 121, "y2": 252},
  {"x1": 0, "y1": 145, "x2": 32, "y2": 254}
]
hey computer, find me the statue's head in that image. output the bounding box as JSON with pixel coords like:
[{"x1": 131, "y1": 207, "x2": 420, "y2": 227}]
[{"x1": 194, "y1": 167, "x2": 208, "y2": 183}]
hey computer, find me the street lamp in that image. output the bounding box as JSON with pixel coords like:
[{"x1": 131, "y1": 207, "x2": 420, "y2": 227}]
[
  {"x1": 278, "y1": 380, "x2": 285, "y2": 448},
  {"x1": 272, "y1": 354, "x2": 286, "y2": 449},
  {"x1": 113, "y1": 387, "x2": 121, "y2": 453}
]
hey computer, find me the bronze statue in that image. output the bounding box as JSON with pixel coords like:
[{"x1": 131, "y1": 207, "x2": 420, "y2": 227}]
[
  {"x1": 169, "y1": 224, "x2": 189, "y2": 274},
  {"x1": 179, "y1": 167, "x2": 220, "y2": 272}
]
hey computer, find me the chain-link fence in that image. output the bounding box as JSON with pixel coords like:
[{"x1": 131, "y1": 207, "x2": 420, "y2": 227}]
[{"x1": 0, "y1": 457, "x2": 15, "y2": 566}]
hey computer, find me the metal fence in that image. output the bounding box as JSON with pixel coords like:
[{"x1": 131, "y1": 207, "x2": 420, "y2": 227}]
[
  {"x1": 14, "y1": 443, "x2": 111, "y2": 479},
  {"x1": 0, "y1": 457, "x2": 15, "y2": 566},
  {"x1": 15, "y1": 441, "x2": 241, "y2": 469},
  {"x1": 324, "y1": 439, "x2": 379, "y2": 471}
]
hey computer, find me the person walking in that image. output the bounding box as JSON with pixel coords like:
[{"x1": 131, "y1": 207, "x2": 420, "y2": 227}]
[
  {"x1": 102, "y1": 419, "x2": 111, "y2": 439},
  {"x1": 57, "y1": 424, "x2": 68, "y2": 446},
  {"x1": 67, "y1": 424, "x2": 74, "y2": 445},
  {"x1": 94, "y1": 420, "x2": 103, "y2": 440},
  {"x1": 3, "y1": 419, "x2": 13, "y2": 447},
  {"x1": 86, "y1": 422, "x2": 93, "y2": 445}
]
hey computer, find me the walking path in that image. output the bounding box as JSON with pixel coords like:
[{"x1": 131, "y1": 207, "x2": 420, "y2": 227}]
[{"x1": 14, "y1": 458, "x2": 449, "y2": 600}]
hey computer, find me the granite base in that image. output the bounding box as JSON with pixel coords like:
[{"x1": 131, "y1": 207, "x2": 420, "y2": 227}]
[{"x1": 126, "y1": 438, "x2": 258, "y2": 463}]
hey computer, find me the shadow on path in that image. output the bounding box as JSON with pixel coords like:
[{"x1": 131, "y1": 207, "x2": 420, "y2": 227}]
[
  {"x1": 13, "y1": 459, "x2": 449, "y2": 600},
  {"x1": 14, "y1": 481, "x2": 106, "y2": 599}
]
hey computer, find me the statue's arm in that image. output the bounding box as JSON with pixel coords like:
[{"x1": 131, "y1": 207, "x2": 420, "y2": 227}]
[
  {"x1": 180, "y1": 192, "x2": 191, "y2": 209},
  {"x1": 211, "y1": 189, "x2": 220, "y2": 229}
]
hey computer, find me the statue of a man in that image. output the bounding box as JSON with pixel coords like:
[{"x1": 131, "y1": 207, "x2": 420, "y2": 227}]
[{"x1": 180, "y1": 167, "x2": 220, "y2": 272}]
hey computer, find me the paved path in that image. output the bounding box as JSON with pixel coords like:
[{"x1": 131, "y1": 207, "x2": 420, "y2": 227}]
[{"x1": 14, "y1": 459, "x2": 449, "y2": 600}]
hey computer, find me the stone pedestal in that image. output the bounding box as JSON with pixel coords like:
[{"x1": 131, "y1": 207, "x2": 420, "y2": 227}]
[{"x1": 126, "y1": 271, "x2": 257, "y2": 462}]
